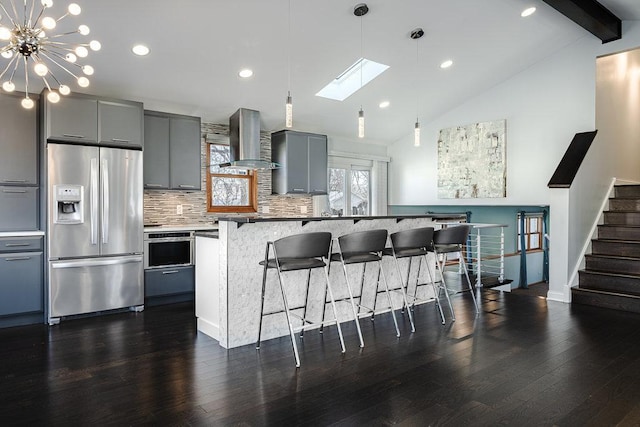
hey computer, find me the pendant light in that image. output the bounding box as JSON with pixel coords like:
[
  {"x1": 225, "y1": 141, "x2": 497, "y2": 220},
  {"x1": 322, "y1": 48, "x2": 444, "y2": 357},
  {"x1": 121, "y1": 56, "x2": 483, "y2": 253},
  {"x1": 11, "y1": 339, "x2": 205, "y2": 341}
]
[
  {"x1": 411, "y1": 28, "x2": 424, "y2": 147},
  {"x1": 285, "y1": 0, "x2": 293, "y2": 128},
  {"x1": 354, "y1": 3, "x2": 368, "y2": 139}
]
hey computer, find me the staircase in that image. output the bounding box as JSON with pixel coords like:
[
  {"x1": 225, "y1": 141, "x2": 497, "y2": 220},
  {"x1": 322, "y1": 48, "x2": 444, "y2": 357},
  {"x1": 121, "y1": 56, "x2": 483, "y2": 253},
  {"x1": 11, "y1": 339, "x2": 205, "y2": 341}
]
[{"x1": 572, "y1": 185, "x2": 640, "y2": 313}]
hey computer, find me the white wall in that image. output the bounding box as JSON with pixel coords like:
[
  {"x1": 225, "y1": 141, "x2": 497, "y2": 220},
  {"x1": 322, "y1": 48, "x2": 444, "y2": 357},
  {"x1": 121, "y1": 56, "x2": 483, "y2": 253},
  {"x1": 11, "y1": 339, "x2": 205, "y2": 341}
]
[{"x1": 388, "y1": 21, "x2": 640, "y2": 301}]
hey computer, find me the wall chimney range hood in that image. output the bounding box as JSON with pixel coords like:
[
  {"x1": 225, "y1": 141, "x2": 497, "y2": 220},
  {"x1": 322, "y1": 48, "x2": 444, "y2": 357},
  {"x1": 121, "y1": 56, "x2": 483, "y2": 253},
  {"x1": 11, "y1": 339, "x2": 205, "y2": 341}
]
[{"x1": 219, "y1": 108, "x2": 279, "y2": 170}]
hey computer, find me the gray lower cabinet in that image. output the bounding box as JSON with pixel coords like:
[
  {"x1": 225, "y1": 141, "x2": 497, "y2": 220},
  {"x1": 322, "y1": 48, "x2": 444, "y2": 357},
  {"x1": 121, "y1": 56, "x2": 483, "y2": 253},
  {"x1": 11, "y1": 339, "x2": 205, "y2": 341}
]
[
  {"x1": 143, "y1": 111, "x2": 201, "y2": 190},
  {"x1": 271, "y1": 130, "x2": 327, "y2": 195},
  {"x1": 144, "y1": 265, "x2": 195, "y2": 306},
  {"x1": 0, "y1": 236, "x2": 44, "y2": 326},
  {"x1": 0, "y1": 92, "x2": 38, "y2": 186},
  {"x1": 0, "y1": 187, "x2": 39, "y2": 231}
]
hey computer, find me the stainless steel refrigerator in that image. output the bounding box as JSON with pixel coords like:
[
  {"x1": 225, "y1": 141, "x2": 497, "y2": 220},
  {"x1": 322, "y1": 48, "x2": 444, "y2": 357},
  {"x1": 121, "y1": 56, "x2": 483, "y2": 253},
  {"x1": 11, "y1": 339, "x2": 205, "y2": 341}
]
[{"x1": 47, "y1": 143, "x2": 144, "y2": 324}]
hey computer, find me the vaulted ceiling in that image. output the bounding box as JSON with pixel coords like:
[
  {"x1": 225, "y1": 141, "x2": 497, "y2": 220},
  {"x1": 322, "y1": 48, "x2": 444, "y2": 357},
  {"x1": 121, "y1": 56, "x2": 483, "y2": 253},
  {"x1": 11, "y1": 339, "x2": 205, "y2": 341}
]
[{"x1": 3, "y1": 0, "x2": 640, "y2": 144}]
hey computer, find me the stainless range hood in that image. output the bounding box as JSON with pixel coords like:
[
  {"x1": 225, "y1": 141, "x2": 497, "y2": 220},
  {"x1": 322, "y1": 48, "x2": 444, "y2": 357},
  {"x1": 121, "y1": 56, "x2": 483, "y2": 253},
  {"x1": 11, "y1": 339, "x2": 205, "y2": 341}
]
[{"x1": 219, "y1": 108, "x2": 278, "y2": 170}]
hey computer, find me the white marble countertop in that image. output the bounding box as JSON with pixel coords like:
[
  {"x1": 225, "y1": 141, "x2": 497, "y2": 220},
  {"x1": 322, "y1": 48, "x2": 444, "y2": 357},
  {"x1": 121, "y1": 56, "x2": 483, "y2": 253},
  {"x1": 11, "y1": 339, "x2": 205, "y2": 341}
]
[
  {"x1": 144, "y1": 224, "x2": 218, "y2": 233},
  {"x1": 0, "y1": 231, "x2": 45, "y2": 238}
]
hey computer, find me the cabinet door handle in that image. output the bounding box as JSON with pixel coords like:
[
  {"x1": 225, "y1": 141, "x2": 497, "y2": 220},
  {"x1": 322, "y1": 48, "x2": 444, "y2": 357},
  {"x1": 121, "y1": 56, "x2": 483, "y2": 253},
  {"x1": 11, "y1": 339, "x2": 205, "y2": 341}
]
[
  {"x1": 162, "y1": 270, "x2": 179, "y2": 275},
  {"x1": 5, "y1": 243, "x2": 31, "y2": 247},
  {"x1": 293, "y1": 188, "x2": 305, "y2": 192},
  {"x1": 145, "y1": 184, "x2": 163, "y2": 188},
  {"x1": 2, "y1": 189, "x2": 27, "y2": 193},
  {"x1": 178, "y1": 185, "x2": 195, "y2": 189},
  {"x1": 1, "y1": 179, "x2": 27, "y2": 183},
  {"x1": 63, "y1": 134, "x2": 86, "y2": 139},
  {"x1": 111, "y1": 138, "x2": 130, "y2": 143},
  {"x1": 5, "y1": 257, "x2": 31, "y2": 261}
]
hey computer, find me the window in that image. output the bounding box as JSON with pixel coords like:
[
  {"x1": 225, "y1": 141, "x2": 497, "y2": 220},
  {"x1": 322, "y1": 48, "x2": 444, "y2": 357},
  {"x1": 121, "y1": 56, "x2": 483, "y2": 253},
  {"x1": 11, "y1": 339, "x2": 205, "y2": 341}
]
[
  {"x1": 517, "y1": 213, "x2": 543, "y2": 252},
  {"x1": 328, "y1": 166, "x2": 371, "y2": 216},
  {"x1": 206, "y1": 143, "x2": 257, "y2": 213}
]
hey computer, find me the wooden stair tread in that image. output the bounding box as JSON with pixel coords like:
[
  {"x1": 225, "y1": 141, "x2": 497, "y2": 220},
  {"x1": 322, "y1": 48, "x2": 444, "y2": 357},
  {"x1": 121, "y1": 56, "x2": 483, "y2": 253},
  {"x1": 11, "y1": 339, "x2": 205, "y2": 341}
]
[
  {"x1": 573, "y1": 287, "x2": 640, "y2": 299},
  {"x1": 580, "y1": 269, "x2": 640, "y2": 280},
  {"x1": 592, "y1": 238, "x2": 640, "y2": 244}
]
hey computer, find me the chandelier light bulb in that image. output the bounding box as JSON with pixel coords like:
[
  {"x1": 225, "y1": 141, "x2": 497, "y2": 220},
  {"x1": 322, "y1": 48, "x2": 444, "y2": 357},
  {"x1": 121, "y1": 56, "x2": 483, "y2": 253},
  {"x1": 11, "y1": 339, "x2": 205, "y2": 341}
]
[
  {"x1": 2, "y1": 81, "x2": 15, "y2": 92},
  {"x1": 414, "y1": 121, "x2": 421, "y2": 147},
  {"x1": 21, "y1": 97, "x2": 34, "y2": 109},
  {"x1": 0, "y1": 26, "x2": 10, "y2": 40},
  {"x1": 34, "y1": 62, "x2": 49, "y2": 76},
  {"x1": 65, "y1": 52, "x2": 77, "y2": 63},
  {"x1": 47, "y1": 91, "x2": 60, "y2": 103},
  {"x1": 68, "y1": 3, "x2": 81, "y2": 15},
  {"x1": 38, "y1": 30, "x2": 46, "y2": 38},
  {"x1": 77, "y1": 76, "x2": 89, "y2": 87},
  {"x1": 41, "y1": 0, "x2": 53, "y2": 7},
  {"x1": 285, "y1": 93, "x2": 292, "y2": 128},
  {"x1": 78, "y1": 25, "x2": 90, "y2": 36},
  {"x1": 42, "y1": 16, "x2": 56, "y2": 30},
  {"x1": 89, "y1": 40, "x2": 101, "y2": 51},
  {"x1": 358, "y1": 108, "x2": 365, "y2": 139},
  {"x1": 1, "y1": 50, "x2": 13, "y2": 58},
  {"x1": 82, "y1": 65, "x2": 94, "y2": 75},
  {"x1": 75, "y1": 46, "x2": 88, "y2": 58},
  {"x1": 59, "y1": 84, "x2": 71, "y2": 95}
]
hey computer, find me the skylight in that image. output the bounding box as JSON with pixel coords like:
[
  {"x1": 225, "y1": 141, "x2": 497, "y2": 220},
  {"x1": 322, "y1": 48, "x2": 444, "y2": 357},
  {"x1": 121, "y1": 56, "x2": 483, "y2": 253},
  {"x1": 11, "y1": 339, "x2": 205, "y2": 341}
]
[{"x1": 316, "y1": 58, "x2": 390, "y2": 101}]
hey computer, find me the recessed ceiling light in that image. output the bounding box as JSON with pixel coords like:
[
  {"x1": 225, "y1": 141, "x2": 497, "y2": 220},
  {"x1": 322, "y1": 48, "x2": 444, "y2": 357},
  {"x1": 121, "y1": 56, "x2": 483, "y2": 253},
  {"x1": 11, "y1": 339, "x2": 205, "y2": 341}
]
[
  {"x1": 521, "y1": 7, "x2": 536, "y2": 17},
  {"x1": 132, "y1": 44, "x2": 150, "y2": 56},
  {"x1": 238, "y1": 68, "x2": 253, "y2": 78},
  {"x1": 379, "y1": 100, "x2": 390, "y2": 109},
  {"x1": 440, "y1": 60, "x2": 453, "y2": 69}
]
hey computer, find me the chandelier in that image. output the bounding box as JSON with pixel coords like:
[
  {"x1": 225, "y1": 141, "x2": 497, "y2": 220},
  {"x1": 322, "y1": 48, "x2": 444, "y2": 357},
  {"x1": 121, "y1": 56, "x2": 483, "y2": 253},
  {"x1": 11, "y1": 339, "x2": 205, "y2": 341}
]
[{"x1": 0, "y1": 0, "x2": 100, "y2": 109}]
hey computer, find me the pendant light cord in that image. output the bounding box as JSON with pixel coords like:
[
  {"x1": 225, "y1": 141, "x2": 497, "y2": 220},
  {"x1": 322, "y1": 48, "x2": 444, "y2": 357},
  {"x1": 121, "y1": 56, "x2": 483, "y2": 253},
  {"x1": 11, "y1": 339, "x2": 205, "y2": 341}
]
[
  {"x1": 287, "y1": 0, "x2": 291, "y2": 94},
  {"x1": 415, "y1": 36, "x2": 419, "y2": 122},
  {"x1": 360, "y1": 11, "x2": 363, "y2": 109}
]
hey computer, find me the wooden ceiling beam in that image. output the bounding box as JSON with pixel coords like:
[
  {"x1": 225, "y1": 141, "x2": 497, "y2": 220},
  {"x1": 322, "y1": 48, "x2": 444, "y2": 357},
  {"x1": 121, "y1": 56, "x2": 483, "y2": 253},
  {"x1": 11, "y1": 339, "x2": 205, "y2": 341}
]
[{"x1": 543, "y1": 0, "x2": 622, "y2": 43}]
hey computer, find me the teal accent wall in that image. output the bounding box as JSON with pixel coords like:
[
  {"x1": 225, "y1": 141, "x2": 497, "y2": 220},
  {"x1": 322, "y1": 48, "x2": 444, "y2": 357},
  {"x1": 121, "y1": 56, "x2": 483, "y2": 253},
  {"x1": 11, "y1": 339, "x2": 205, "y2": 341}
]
[{"x1": 389, "y1": 205, "x2": 549, "y2": 288}]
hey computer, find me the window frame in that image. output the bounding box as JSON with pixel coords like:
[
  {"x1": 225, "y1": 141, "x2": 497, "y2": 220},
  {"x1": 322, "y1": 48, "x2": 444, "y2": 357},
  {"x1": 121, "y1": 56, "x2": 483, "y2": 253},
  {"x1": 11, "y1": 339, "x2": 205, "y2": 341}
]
[
  {"x1": 206, "y1": 142, "x2": 258, "y2": 213},
  {"x1": 327, "y1": 159, "x2": 372, "y2": 217},
  {"x1": 517, "y1": 213, "x2": 543, "y2": 253}
]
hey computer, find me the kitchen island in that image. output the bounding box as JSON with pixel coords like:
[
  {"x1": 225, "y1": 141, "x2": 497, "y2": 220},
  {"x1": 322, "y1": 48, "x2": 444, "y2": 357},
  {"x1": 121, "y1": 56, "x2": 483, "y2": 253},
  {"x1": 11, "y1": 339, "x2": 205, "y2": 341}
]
[{"x1": 195, "y1": 214, "x2": 464, "y2": 349}]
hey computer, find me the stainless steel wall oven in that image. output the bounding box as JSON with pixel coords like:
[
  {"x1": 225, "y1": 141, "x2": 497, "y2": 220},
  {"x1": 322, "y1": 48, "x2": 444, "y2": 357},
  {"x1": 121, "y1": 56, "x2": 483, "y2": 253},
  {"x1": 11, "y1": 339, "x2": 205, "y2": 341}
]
[{"x1": 143, "y1": 231, "x2": 193, "y2": 269}]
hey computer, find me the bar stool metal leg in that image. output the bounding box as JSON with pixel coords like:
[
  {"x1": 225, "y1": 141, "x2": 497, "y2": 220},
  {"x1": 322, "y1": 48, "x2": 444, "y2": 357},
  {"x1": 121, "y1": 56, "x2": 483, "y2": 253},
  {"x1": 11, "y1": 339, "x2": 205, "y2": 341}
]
[
  {"x1": 339, "y1": 260, "x2": 365, "y2": 348},
  {"x1": 378, "y1": 260, "x2": 401, "y2": 337},
  {"x1": 392, "y1": 256, "x2": 416, "y2": 332},
  {"x1": 300, "y1": 268, "x2": 312, "y2": 338},
  {"x1": 323, "y1": 265, "x2": 346, "y2": 353},
  {"x1": 256, "y1": 242, "x2": 271, "y2": 350},
  {"x1": 436, "y1": 251, "x2": 456, "y2": 321},
  {"x1": 422, "y1": 253, "x2": 445, "y2": 325},
  {"x1": 460, "y1": 256, "x2": 480, "y2": 314},
  {"x1": 276, "y1": 270, "x2": 301, "y2": 368}
]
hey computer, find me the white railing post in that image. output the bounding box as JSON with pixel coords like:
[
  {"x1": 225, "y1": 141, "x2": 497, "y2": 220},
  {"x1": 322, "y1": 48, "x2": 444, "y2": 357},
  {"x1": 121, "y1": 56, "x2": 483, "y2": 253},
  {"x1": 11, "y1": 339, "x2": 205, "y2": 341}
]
[{"x1": 476, "y1": 227, "x2": 482, "y2": 288}]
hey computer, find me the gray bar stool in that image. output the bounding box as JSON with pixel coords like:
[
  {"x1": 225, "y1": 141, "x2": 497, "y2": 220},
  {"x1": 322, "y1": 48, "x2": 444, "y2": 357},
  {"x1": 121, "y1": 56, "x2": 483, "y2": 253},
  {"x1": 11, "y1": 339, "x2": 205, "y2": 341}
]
[
  {"x1": 327, "y1": 229, "x2": 401, "y2": 348},
  {"x1": 382, "y1": 226, "x2": 446, "y2": 329},
  {"x1": 433, "y1": 224, "x2": 480, "y2": 321},
  {"x1": 256, "y1": 231, "x2": 345, "y2": 368}
]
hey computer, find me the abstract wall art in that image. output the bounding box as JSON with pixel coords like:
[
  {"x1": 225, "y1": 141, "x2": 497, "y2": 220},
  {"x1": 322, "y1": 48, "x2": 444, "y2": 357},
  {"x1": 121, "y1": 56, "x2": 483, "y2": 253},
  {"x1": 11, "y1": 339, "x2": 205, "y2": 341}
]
[{"x1": 437, "y1": 119, "x2": 507, "y2": 199}]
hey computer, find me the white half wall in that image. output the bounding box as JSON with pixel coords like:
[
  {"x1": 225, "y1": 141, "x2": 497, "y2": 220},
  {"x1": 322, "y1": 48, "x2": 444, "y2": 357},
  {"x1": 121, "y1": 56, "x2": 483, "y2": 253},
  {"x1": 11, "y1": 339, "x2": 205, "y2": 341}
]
[{"x1": 388, "y1": 21, "x2": 640, "y2": 301}]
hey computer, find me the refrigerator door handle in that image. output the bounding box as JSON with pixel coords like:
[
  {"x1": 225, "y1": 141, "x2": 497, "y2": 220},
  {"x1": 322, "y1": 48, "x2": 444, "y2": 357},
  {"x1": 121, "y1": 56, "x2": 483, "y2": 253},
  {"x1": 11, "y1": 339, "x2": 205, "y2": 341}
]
[
  {"x1": 90, "y1": 158, "x2": 98, "y2": 245},
  {"x1": 51, "y1": 256, "x2": 142, "y2": 269},
  {"x1": 102, "y1": 158, "x2": 109, "y2": 245}
]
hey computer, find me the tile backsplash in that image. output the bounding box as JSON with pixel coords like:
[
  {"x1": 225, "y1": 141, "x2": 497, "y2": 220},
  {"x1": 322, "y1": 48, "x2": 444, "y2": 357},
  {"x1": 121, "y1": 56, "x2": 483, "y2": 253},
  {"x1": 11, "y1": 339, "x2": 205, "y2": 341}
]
[{"x1": 143, "y1": 122, "x2": 313, "y2": 225}]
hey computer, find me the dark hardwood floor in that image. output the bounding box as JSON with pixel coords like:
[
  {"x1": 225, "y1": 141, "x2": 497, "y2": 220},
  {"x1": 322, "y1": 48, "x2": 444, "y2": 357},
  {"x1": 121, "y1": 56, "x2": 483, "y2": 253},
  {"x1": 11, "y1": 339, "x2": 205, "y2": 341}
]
[{"x1": 2, "y1": 284, "x2": 640, "y2": 426}]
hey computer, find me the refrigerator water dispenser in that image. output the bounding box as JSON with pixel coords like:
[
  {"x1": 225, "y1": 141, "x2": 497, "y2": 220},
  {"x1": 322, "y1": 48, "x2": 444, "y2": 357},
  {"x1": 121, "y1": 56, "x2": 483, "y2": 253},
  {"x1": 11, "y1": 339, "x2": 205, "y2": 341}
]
[{"x1": 54, "y1": 184, "x2": 84, "y2": 224}]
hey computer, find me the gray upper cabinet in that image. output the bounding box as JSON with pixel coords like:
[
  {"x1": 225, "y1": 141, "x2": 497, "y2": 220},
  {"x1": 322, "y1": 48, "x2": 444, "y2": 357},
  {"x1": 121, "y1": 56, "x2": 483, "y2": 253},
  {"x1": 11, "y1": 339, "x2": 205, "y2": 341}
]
[
  {"x1": 271, "y1": 130, "x2": 328, "y2": 195},
  {"x1": 143, "y1": 114, "x2": 170, "y2": 189},
  {"x1": 98, "y1": 100, "x2": 144, "y2": 148},
  {"x1": 0, "y1": 187, "x2": 39, "y2": 231},
  {"x1": 144, "y1": 111, "x2": 201, "y2": 190},
  {"x1": 169, "y1": 116, "x2": 201, "y2": 190},
  {"x1": 45, "y1": 94, "x2": 143, "y2": 149},
  {"x1": 45, "y1": 95, "x2": 98, "y2": 143},
  {"x1": 0, "y1": 92, "x2": 38, "y2": 186}
]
